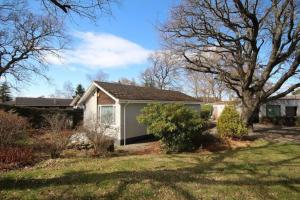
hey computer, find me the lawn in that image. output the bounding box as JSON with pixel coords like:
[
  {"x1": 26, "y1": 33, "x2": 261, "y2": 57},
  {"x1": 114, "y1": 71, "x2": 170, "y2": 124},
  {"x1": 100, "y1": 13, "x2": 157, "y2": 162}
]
[{"x1": 0, "y1": 139, "x2": 300, "y2": 200}]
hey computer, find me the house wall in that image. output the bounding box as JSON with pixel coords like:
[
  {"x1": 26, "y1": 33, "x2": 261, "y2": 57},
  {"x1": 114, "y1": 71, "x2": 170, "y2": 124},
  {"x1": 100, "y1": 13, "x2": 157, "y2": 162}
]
[
  {"x1": 83, "y1": 88, "x2": 121, "y2": 141},
  {"x1": 120, "y1": 103, "x2": 148, "y2": 142},
  {"x1": 118, "y1": 103, "x2": 201, "y2": 145},
  {"x1": 83, "y1": 89, "x2": 98, "y2": 128},
  {"x1": 212, "y1": 104, "x2": 226, "y2": 120},
  {"x1": 260, "y1": 99, "x2": 300, "y2": 117}
]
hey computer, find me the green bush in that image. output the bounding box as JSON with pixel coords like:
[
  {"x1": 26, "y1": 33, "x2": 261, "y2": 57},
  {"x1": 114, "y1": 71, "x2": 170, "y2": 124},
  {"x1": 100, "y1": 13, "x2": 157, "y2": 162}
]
[
  {"x1": 200, "y1": 104, "x2": 213, "y2": 120},
  {"x1": 260, "y1": 116, "x2": 297, "y2": 126},
  {"x1": 137, "y1": 103, "x2": 205, "y2": 152},
  {"x1": 217, "y1": 106, "x2": 248, "y2": 138},
  {"x1": 295, "y1": 117, "x2": 300, "y2": 127}
]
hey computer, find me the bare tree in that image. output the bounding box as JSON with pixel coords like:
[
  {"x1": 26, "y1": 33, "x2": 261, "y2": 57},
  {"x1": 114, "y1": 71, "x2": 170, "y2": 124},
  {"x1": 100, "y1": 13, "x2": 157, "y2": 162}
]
[
  {"x1": 0, "y1": 0, "x2": 115, "y2": 21},
  {"x1": 186, "y1": 70, "x2": 226, "y2": 100},
  {"x1": 0, "y1": 0, "x2": 116, "y2": 86},
  {"x1": 118, "y1": 77, "x2": 137, "y2": 85},
  {"x1": 62, "y1": 81, "x2": 75, "y2": 98},
  {"x1": 84, "y1": 116, "x2": 115, "y2": 156},
  {"x1": 43, "y1": 113, "x2": 71, "y2": 158},
  {"x1": 86, "y1": 69, "x2": 109, "y2": 82},
  {"x1": 50, "y1": 81, "x2": 74, "y2": 98},
  {"x1": 161, "y1": 0, "x2": 300, "y2": 127},
  {"x1": 0, "y1": 3, "x2": 65, "y2": 83},
  {"x1": 140, "y1": 68, "x2": 156, "y2": 87},
  {"x1": 141, "y1": 51, "x2": 181, "y2": 90},
  {"x1": 41, "y1": 0, "x2": 115, "y2": 19}
]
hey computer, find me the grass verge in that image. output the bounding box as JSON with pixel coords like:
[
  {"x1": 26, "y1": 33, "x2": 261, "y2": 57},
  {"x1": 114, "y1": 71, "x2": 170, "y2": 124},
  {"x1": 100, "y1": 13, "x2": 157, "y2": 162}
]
[{"x1": 0, "y1": 139, "x2": 299, "y2": 200}]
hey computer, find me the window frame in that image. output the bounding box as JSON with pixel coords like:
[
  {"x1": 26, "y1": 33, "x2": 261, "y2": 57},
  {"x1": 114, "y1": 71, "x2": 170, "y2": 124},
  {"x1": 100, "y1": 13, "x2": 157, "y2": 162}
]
[{"x1": 98, "y1": 105, "x2": 116, "y2": 125}]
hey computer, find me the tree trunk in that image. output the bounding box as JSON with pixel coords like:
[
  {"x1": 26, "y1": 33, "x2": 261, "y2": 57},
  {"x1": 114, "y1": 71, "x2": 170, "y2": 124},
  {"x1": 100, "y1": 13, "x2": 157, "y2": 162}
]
[{"x1": 241, "y1": 103, "x2": 259, "y2": 133}]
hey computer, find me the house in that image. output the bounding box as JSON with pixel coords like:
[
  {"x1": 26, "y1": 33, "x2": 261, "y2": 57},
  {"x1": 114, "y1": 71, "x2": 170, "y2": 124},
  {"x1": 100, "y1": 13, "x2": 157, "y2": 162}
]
[
  {"x1": 197, "y1": 97, "x2": 220, "y2": 103},
  {"x1": 211, "y1": 100, "x2": 240, "y2": 120},
  {"x1": 209, "y1": 95, "x2": 300, "y2": 121},
  {"x1": 4, "y1": 97, "x2": 73, "y2": 109},
  {"x1": 77, "y1": 81, "x2": 201, "y2": 145},
  {"x1": 260, "y1": 95, "x2": 300, "y2": 118}
]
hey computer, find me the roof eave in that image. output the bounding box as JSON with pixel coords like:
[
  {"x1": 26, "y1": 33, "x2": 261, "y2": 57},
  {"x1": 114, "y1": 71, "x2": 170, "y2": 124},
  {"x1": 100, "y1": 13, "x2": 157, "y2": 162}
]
[
  {"x1": 118, "y1": 99, "x2": 201, "y2": 104},
  {"x1": 77, "y1": 82, "x2": 119, "y2": 105}
]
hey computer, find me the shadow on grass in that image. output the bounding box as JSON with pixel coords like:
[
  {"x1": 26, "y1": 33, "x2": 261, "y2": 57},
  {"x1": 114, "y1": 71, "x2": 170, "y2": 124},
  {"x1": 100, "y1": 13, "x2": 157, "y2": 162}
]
[
  {"x1": 1, "y1": 142, "x2": 300, "y2": 199},
  {"x1": 254, "y1": 126, "x2": 300, "y2": 136}
]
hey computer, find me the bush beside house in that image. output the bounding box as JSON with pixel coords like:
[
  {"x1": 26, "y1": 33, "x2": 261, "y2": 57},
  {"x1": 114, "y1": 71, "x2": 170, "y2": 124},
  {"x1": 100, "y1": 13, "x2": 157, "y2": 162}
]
[
  {"x1": 0, "y1": 110, "x2": 28, "y2": 146},
  {"x1": 137, "y1": 103, "x2": 205, "y2": 152},
  {"x1": 200, "y1": 104, "x2": 213, "y2": 120},
  {"x1": 0, "y1": 104, "x2": 83, "y2": 128},
  {"x1": 217, "y1": 106, "x2": 248, "y2": 138},
  {"x1": 260, "y1": 116, "x2": 300, "y2": 127},
  {"x1": 0, "y1": 110, "x2": 34, "y2": 170}
]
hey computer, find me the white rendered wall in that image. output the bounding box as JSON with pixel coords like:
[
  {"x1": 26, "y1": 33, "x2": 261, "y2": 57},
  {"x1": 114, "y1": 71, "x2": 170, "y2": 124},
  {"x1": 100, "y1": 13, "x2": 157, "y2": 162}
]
[
  {"x1": 83, "y1": 90, "x2": 98, "y2": 128},
  {"x1": 260, "y1": 99, "x2": 300, "y2": 117}
]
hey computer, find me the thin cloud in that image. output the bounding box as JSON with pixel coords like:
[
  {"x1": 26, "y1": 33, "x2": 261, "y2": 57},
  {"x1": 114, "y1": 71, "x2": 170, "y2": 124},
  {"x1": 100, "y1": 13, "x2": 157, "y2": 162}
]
[{"x1": 46, "y1": 32, "x2": 152, "y2": 69}]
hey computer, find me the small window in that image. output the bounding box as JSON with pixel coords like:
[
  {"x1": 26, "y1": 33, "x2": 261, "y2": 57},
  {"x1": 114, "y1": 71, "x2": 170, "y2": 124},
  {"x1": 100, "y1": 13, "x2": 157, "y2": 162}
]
[
  {"x1": 99, "y1": 105, "x2": 115, "y2": 125},
  {"x1": 266, "y1": 105, "x2": 281, "y2": 117}
]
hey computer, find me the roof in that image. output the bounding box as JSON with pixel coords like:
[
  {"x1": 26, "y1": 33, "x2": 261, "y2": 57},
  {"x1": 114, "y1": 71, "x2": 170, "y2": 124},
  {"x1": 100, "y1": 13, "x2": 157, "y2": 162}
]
[
  {"x1": 15, "y1": 97, "x2": 73, "y2": 107},
  {"x1": 70, "y1": 95, "x2": 81, "y2": 106},
  {"x1": 0, "y1": 100, "x2": 15, "y2": 106},
  {"x1": 197, "y1": 97, "x2": 220, "y2": 103},
  {"x1": 92, "y1": 81, "x2": 199, "y2": 102},
  {"x1": 212, "y1": 100, "x2": 240, "y2": 105},
  {"x1": 280, "y1": 95, "x2": 300, "y2": 100}
]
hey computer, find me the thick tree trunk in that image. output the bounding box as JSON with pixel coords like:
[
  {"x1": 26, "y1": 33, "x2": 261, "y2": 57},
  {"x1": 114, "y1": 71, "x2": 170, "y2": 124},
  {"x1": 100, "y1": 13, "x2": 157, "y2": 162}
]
[
  {"x1": 241, "y1": 103, "x2": 259, "y2": 132},
  {"x1": 240, "y1": 95, "x2": 260, "y2": 133}
]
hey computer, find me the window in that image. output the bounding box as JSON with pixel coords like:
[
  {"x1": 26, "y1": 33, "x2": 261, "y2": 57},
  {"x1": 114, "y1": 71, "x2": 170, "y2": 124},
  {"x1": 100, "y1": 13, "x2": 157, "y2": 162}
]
[
  {"x1": 266, "y1": 105, "x2": 281, "y2": 117},
  {"x1": 99, "y1": 105, "x2": 115, "y2": 125},
  {"x1": 286, "y1": 106, "x2": 297, "y2": 117}
]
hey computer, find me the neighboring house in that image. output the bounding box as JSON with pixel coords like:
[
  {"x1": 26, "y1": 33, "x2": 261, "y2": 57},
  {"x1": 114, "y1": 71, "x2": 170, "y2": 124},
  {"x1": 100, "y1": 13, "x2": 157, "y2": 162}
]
[
  {"x1": 260, "y1": 95, "x2": 300, "y2": 118},
  {"x1": 211, "y1": 101, "x2": 240, "y2": 120},
  {"x1": 4, "y1": 97, "x2": 73, "y2": 109},
  {"x1": 210, "y1": 95, "x2": 300, "y2": 121},
  {"x1": 197, "y1": 97, "x2": 220, "y2": 103},
  {"x1": 78, "y1": 81, "x2": 201, "y2": 145}
]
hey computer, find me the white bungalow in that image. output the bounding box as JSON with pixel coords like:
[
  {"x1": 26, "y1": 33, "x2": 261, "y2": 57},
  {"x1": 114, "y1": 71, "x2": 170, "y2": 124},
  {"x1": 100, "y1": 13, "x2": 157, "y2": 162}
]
[
  {"x1": 260, "y1": 95, "x2": 300, "y2": 118},
  {"x1": 77, "y1": 81, "x2": 201, "y2": 145}
]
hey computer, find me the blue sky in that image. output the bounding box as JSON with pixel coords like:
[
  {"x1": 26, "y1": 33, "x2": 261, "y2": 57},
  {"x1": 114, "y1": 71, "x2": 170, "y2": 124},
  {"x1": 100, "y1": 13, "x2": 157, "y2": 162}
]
[{"x1": 16, "y1": 0, "x2": 178, "y2": 97}]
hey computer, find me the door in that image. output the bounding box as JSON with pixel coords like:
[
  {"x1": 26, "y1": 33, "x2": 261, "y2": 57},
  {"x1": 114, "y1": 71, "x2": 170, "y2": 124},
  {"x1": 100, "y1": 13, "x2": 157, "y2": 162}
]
[
  {"x1": 286, "y1": 106, "x2": 297, "y2": 117},
  {"x1": 266, "y1": 105, "x2": 281, "y2": 117}
]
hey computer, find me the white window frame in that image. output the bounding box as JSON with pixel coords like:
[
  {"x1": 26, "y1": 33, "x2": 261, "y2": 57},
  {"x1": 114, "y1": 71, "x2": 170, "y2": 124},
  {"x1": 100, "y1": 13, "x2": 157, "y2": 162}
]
[{"x1": 98, "y1": 105, "x2": 116, "y2": 125}]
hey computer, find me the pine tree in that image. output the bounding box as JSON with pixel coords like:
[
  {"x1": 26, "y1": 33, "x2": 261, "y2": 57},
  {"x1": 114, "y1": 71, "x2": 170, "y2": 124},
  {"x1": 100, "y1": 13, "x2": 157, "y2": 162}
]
[
  {"x1": 75, "y1": 84, "x2": 85, "y2": 97},
  {"x1": 0, "y1": 82, "x2": 12, "y2": 102}
]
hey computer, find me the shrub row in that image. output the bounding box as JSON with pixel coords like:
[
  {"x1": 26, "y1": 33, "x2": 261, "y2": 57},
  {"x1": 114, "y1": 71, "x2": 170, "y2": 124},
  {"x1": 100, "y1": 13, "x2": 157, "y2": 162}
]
[
  {"x1": 0, "y1": 104, "x2": 83, "y2": 129},
  {"x1": 0, "y1": 147, "x2": 34, "y2": 170},
  {"x1": 0, "y1": 110, "x2": 28, "y2": 146},
  {"x1": 200, "y1": 104, "x2": 213, "y2": 120},
  {"x1": 260, "y1": 116, "x2": 300, "y2": 126},
  {"x1": 217, "y1": 106, "x2": 248, "y2": 138}
]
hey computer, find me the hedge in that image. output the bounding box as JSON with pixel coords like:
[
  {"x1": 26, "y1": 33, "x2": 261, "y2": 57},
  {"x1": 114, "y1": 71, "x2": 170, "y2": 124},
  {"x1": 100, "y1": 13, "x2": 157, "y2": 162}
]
[
  {"x1": 0, "y1": 104, "x2": 83, "y2": 129},
  {"x1": 260, "y1": 116, "x2": 300, "y2": 127},
  {"x1": 200, "y1": 104, "x2": 213, "y2": 120}
]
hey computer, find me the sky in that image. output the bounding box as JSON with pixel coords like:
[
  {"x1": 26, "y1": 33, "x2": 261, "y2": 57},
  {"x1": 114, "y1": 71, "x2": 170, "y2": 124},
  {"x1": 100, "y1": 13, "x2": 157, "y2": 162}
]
[{"x1": 15, "y1": 0, "x2": 178, "y2": 97}]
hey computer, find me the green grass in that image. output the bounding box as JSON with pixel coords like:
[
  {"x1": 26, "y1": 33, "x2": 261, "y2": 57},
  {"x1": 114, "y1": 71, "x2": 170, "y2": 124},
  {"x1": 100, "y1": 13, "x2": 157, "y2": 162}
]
[{"x1": 1, "y1": 140, "x2": 300, "y2": 200}]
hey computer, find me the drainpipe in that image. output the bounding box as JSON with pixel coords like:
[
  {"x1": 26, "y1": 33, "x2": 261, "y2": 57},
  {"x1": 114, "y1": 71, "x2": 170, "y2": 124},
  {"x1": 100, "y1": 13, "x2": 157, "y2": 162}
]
[{"x1": 123, "y1": 103, "x2": 129, "y2": 145}]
